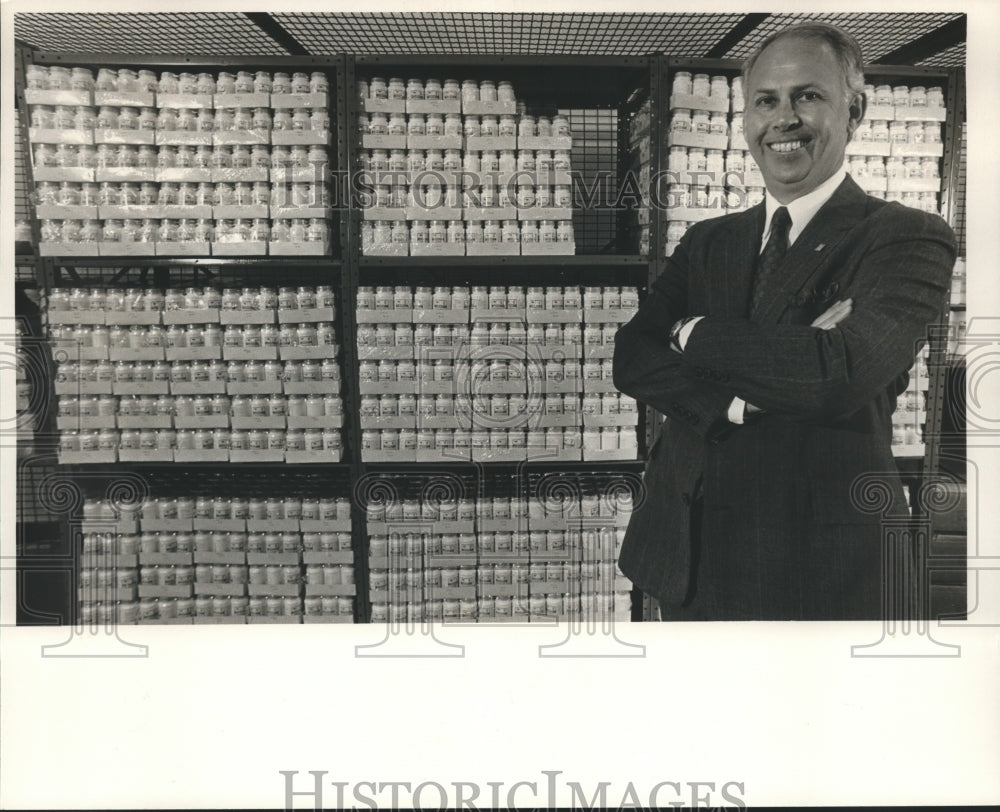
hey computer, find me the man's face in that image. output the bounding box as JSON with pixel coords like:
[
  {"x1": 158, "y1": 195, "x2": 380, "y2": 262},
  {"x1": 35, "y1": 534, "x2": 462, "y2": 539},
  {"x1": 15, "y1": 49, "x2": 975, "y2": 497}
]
[{"x1": 743, "y1": 35, "x2": 864, "y2": 203}]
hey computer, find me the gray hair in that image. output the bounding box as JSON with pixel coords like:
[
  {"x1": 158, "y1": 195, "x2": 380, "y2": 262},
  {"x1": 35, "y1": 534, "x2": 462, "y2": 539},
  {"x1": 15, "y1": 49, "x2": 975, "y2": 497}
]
[{"x1": 742, "y1": 22, "x2": 866, "y2": 101}]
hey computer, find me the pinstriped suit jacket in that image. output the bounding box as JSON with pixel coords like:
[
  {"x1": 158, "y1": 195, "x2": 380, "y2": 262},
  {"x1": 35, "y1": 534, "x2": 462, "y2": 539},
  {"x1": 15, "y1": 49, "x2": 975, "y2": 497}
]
[{"x1": 613, "y1": 176, "x2": 956, "y2": 620}]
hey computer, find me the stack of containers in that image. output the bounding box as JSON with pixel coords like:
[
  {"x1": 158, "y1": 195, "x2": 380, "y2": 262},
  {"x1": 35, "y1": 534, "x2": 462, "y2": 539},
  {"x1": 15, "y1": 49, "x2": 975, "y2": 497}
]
[
  {"x1": 50, "y1": 285, "x2": 343, "y2": 463},
  {"x1": 77, "y1": 494, "x2": 354, "y2": 625},
  {"x1": 25, "y1": 63, "x2": 333, "y2": 257},
  {"x1": 356, "y1": 284, "x2": 639, "y2": 462},
  {"x1": 358, "y1": 76, "x2": 575, "y2": 256},
  {"x1": 948, "y1": 257, "x2": 966, "y2": 357},
  {"x1": 664, "y1": 74, "x2": 947, "y2": 256},
  {"x1": 889, "y1": 346, "x2": 931, "y2": 457},
  {"x1": 629, "y1": 98, "x2": 653, "y2": 256},
  {"x1": 843, "y1": 83, "x2": 945, "y2": 214},
  {"x1": 664, "y1": 71, "x2": 745, "y2": 257},
  {"x1": 581, "y1": 286, "x2": 640, "y2": 459},
  {"x1": 365, "y1": 491, "x2": 633, "y2": 623}
]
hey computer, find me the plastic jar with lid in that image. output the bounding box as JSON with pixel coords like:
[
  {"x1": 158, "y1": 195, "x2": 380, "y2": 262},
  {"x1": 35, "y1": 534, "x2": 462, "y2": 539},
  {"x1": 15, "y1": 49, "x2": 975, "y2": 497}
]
[
  {"x1": 556, "y1": 221, "x2": 573, "y2": 243},
  {"x1": 410, "y1": 220, "x2": 429, "y2": 245},
  {"x1": 387, "y1": 77, "x2": 406, "y2": 100},
  {"x1": 908, "y1": 86, "x2": 927, "y2": 107},
  {"x1": 53, "y1": 143, "x2": 79, "y2": 168},
  {"x1": 439, "y1": 113, "x2": 462, "y2": 138},
  {"x1": 189, "y1": 108, "x2": 212, "y2": 133},
  {"x1": 26, "y1": 64, "x2": 50, "y2": 90},
  {"x1": 424, "y1": 112, "x2": 444, "y2": 136},
  {"x1": 691, "y1": 73, "x2": 711, "y2": 97},
  {"x1": 480, "y1": 115, "x2": 498, "y2": 137},
  {"x1": 672, "y1": 70, "x2": 693, "y2": 96},
  {"x1": 73, "y1": 106, "x2": 96, "y2": 131},
  {"x1": 368, "y1": 112, "x2": 388, "y2": 135},
  {"x1": 175, "y1": 72, "x2": 197, "y2": 94},
  {"x1": 709, "y1": 113, "x2": 728, "y2": 136},
  {"x1": 691, "y1": 109, "x2": 711, "y2": 134},
  {"x1": 58, "y1": 181, "x2": 81, "y2": 205},
  {"x1": 195, "y1": 73, "x2": 215, "y2": 94},
  {"x1": 463, "y1": 115, "x2": 481, "y2": 138},
  {"x1": 710, "y1": 75, "x2": 729, "y2": 99},
  {"x1": 848, "y1": 156, "x2": 868, "y2": 178},
  {"x1": 671, "y1": 109, "x2": 692, "y2": 133},
  {"x1": 926, "y1": 87, "x2": 944, "y2": 108},
  {"x1": 447, "y1": 149, "x2": 465, "y2": 172},
  {"x1": 308, "y1": 108, "x2": 328, "y2": 132},
  {"x1": 871, "y1": 121, "x2": 890, "y2": 143},
  {"x1": 51, "y1": 105, "x2": 73, "y2": 130},
  {"x1": 441, "y1": 79, "x2": 460, "y2": 100},
  {"x1": 29, "y1": 105, "x2": 54, "y2": 129},
  {"x1": 461, "y1": 79, "x2": 479, "y2": 102},
  {"x1": 406, "y1": 113, "x2": 425, "y2": 137},
  {"x1": 425, "y1": 149, "x2": 444, "y2": 172},
  {"x1": 368, "y1": 77, "x2": 387, "y2": 99},
  {"x1": 889, "y1": 121, "x2": 908, "y2": 144},
  {"x1": 892, "y1": 85, "x2": 910, "y2": 107},
  {"x1": 405, "y1": 78, "x2": 424, "y2": 100}
]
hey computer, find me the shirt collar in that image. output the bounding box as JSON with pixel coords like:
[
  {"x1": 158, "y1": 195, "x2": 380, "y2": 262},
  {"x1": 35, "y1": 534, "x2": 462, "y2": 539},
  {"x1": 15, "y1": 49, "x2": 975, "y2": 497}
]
[{"x1": 762, "y1": 164, "x2": 847, "y2": 248}]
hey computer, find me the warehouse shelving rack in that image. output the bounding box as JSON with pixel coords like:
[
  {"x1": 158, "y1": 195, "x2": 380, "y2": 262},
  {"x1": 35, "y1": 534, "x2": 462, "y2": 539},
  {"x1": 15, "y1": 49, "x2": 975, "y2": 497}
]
[{"x1": 13, "y1": 39, "x2": 967, "y2": 625}]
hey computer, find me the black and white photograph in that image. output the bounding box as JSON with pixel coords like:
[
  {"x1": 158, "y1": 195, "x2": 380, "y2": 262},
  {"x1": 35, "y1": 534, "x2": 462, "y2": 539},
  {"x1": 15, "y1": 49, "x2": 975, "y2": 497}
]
[{"x1": 1, "y1": 2, "x2": 997, "y2": 809}]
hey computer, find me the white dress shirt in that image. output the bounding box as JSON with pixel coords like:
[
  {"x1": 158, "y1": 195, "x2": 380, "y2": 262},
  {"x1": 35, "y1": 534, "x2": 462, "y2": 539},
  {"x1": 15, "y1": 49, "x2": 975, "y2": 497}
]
[{"x1": 676, "y1": 165, "x2": 848, "y2": 424}]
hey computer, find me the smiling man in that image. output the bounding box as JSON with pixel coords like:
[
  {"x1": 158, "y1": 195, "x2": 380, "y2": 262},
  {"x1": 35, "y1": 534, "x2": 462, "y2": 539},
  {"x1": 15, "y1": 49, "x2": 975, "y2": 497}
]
[{"x1": 613, "y1": 22, "x2": 957, "y2": 620}]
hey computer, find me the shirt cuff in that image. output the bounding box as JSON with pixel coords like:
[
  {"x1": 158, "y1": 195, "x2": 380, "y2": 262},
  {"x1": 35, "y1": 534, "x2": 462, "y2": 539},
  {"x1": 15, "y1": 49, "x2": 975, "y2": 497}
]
[
  {"x1": 677, "y1": 316, "x2": 704, "y2": 350},
  {"x1": 727, "y1": 396, "x2": 746, "y2": 424}
]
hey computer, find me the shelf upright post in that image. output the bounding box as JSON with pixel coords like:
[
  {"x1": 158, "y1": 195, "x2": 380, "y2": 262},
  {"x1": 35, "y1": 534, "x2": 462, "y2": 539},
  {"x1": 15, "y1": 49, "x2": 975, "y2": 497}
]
[
  {"x1": 921, "y1": 67, "x2": 965, "y2": 499},
  {"x1": 340, "y1": 53, "x2": 370, "y2": 622}
]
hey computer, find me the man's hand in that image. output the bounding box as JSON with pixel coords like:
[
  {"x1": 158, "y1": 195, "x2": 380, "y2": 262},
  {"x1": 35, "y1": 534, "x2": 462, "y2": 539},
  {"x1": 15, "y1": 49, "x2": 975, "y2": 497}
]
[
  {"x1": 811, "y1": 298, "x2": 853, "y2": 330},
  {"x1": 742, "y1": 299, "x2": 854, "y2": 419}
]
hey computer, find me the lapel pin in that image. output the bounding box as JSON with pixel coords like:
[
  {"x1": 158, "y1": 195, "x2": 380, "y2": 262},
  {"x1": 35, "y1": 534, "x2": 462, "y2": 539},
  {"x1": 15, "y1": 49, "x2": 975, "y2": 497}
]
[{"x1": 814, "y1": 243, "x2": 826, "y2": 252}]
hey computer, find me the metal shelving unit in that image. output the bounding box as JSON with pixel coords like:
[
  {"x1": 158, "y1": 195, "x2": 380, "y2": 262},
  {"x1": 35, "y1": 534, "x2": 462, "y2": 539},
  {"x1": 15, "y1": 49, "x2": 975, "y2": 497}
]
[{"x1": 12, "y1": 16, "x2": 967, "y2": 626}]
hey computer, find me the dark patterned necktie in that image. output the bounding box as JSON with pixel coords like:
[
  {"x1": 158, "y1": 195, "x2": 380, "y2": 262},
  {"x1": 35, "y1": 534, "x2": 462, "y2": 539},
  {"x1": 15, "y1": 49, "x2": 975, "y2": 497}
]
[{"x1": 750, "y1": 206, "x2": 792, "y2": 318}]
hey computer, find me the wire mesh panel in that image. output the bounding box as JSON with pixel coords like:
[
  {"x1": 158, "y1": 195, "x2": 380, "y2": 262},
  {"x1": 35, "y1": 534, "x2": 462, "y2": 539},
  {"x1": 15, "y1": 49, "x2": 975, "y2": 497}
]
[
  {"x1": 916, "y1": 41, "x2": 966, "y2": 68},
  {"x1": 275, "y1": 12, "x2": 745, "y2": 57},
  {"x1": 13, "y1": 13, "x2": 291, "y2": 56},
  {"x1": 722, "y1": 12, "x2": 963, "y2": 61},
  {"x1": 563, "y1": 108, "x2": 619, "y2": 254}
]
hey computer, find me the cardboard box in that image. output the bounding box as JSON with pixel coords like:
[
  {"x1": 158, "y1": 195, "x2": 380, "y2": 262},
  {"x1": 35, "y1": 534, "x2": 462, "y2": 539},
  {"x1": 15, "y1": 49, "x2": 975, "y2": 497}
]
[
  {"x1": 462, "y1": 99, "x2": 517, "y2": 116},
  {"x1": 229, "y1": 449, "x2": 286, "y2": 463},
  {"x1": 362, "y1": 242, "x2": 409, "y2": 257},
  {"x1": 269, "y1": 241, "x2": 330, "y2": 256},
  {"x1": 26, "y1": 88, "x2": 92, "y2": 106},
  {"x1": 270, "y1": 92, "x2": 328, "y2": 109},
  {"x1": 211, "y1": 241, "x2": 268, "y2": 256},
  {"x1": 33, "y1": 169, "x2": 95, "y2": 184},
  {"x1": 156, "y1": 93, "x2": 214, "y2": 109},
  {"x1": 210, "y1": 167, "x2": 270, "y2": 183},
  {"x1": 465, "y1": 242, "x2": 520, "y2": 256},
  {"x1": 29, "y1": 128, "x2": 93, "y2": 145},
  {"x1": 279, "y1": 345, "x2": 338, "y2": 361},
  {"x1": 154, "y1": 131, "x2": 212, "y2": 147},
  {"x1": 57, "y1": 449, "x2": 117, "y2": 464},
  {"x1": 39, "y1": 242, "x2": 101, "y2": 257},
  {"x1": 667, "y1": 131, "x2": 729, "y2": 151},
  {"x1": 410, "y1": 242, "x2": 467, "y2": 256},
  {"x1": 669, "y1": 92, "x2": 729, "y2": 114},
  {"x1": 109, "y1": 346, "x2": 165, "y2": 362},
  {"x1": 102, "y1": 310, "x2": 161, "y2": 326},
  {"x1": 173, "y1": 448, "x2": 230, "y2": 463},
  {"x1": 363, "y1": 98, "x2": 406, "y2": 114},
  {"x1": 520, "y1": 242, "x2": 576, "y2": 256},
  {"x1": 170, "y1": 380, "x2": 227, "y2": 396},
  {"x1": 518, "y1": 135, "x2": 573, "y2": 151},
  {"x1": 270, "y1": 130, "x2": 330, "y2": 146}
]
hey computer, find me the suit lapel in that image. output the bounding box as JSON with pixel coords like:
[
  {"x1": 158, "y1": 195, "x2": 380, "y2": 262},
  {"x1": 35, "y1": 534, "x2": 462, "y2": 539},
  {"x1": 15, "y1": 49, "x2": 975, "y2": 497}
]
[
  {"x1": 752, "y1": 176, "x2": 869, "y2": 325},
  {"x1": 714, "y1": 205, "x2": 765, "y2": 318}
]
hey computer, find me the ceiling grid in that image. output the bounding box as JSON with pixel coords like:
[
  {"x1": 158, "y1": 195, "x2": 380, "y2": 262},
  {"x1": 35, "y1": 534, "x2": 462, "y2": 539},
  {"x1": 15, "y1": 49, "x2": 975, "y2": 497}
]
[{"x1": 13, "y1": 12, "x2": 965, "y2": 66}]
